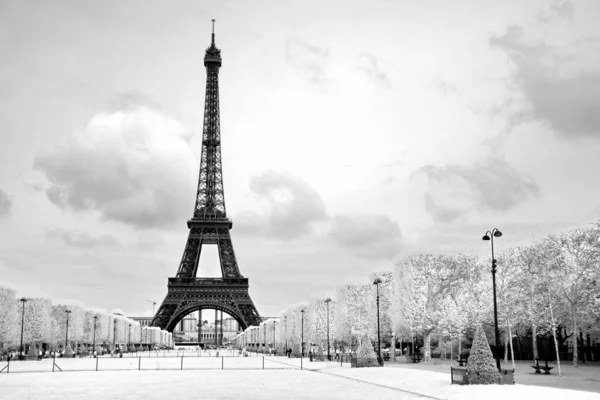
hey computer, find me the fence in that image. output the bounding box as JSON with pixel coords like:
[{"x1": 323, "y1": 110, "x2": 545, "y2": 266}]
[
  {"x1": 450, "y1": 367, "x2": 515, "y2": 385},
  {"x1": 0, "y1": 354, "x2": 303, "y2": 374}
]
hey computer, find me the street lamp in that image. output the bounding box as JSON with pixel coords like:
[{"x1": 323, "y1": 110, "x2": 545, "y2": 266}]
[
  {"x1": 373, "y1": 278, "x2": 382, "y2": 365},
  {"x1": 113, "y1": 319, "x2": 117, "y2": 354},
  {"x1": 284, "y1": 315, "x2": 288, "y2": 351},
  {"x1": 300, "y1": 309, "x2": 305, "y2": 358},
  {"x1": 273, "y1": 320, "x2": 276, "y2": 355},
  {"x1": 483, "y1": 228, "x2": 503, "y2": 371},
  {"x1": 325, "y1": 297, "x2": 332, "y2": 361},
  {"x1": 128, "y1": 324, "x2": 132, "y2": 353},
  {"x1": 92, "y1": 316, "x2": 97, "y2": 356},
  {"x1": 19, "y1": 298, "x2": 27, "y2": 360},
  {"x1": 64, "y1": 309, "x2": 73, "y2": 356}
]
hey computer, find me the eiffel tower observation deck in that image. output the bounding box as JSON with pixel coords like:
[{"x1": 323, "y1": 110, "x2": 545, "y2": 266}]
[{"x1": 152, "y1": 21, "x2": 262, "y2": 332}]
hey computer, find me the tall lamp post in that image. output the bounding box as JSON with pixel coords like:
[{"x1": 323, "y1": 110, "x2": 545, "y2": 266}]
[
  {"x1": 325, "y1": 297, "x2": 332, "y2": 361},
  {"x1": 300, "y1": 309, "x2": 305, "y2": 358},
  {"x1": 113, "y1": 319, "x2": 117, "y2": 354},
  {"x1": 64, "y1": 309, "x2": 73, "y2": 356},
  {"x1": 284, "y1": 315, "x2": 288, "y2": 351},
  {"x1": 92, "y1": 316, "x2": 97, "y2": 356},
  {"x1": 128, "y1": 324, "x2": 132, "y2": 353},
  {"x1": 483, "y1": 228, "x2": 503, "y2": 371},
  {"x1": 273, "y1": 321, "x2": 277, "y2": 355},
  {"x1": 373, "y1": 278, "x2": 382, "y2": 365},
  {"x1": 19, "y1": 298, "x2": 27, "y2": 360}
]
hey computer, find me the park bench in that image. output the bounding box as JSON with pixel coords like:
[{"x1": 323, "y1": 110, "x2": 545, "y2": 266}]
[
  {"x1": 457, "y1": 355, "x2": 468, "y2": 367},
  {"x1": 383, "y1": 353, "x2": 390, "y2": 361},
  {"x1": 412, "y1": 353, "x2": 422, "y2": 363},
  {"x1": 531, "y1": 359, "x2": 553, "y2": 375}
]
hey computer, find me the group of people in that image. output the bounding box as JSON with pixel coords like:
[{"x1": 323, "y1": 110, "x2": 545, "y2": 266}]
[{"x1": 4, "y1": 348, "x2": 68, "y2": 361}]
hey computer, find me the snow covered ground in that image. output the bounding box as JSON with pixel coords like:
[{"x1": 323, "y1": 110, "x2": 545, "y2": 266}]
[{"x1": 1, "y1": 357, "x2": 599, "y2": 400}]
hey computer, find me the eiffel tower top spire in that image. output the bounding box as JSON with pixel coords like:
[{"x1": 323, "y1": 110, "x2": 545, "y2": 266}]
[
  {"x1": 191, "y1": 20, "x2": 226, "y2": 223},
  {"x1": 211, "y1": 19, "x2": 215, "y2": 45}
]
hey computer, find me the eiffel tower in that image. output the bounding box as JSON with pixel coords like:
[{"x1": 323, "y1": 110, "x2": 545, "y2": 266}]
[{"x1": 152, "y1": 21, "x2": 261, "y2": 332}]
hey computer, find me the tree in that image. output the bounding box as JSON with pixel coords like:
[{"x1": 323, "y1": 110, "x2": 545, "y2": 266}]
[
  {"x1": 466, "y1": 324, "x2": 501, "y2": 385},
  {"x1": 402, "y1": 253, "x2": 475, "y2": 362},
  {"x1": 355, "y1": 334, "x2": 379, "y2": 367},
  {"x1": 334, "y1": 284, "x2": 371, "y2": 350},
  {"x1": 545, "y1": 227, "x2": 600, "y2": 367},
  {"x1": 0, "y1": 285, "x2": 17, "y2": 349},
  {"x1": 307, "y1": 297, "x2": 335, "y2": 353},
  {"x1": 21, "y1": 298, "x2": 53, "y2": 353}
]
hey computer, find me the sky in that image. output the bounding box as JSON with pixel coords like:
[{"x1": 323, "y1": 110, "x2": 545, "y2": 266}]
[{"x1": 1, "y1": 0, "x2": 599, "y2": 319}]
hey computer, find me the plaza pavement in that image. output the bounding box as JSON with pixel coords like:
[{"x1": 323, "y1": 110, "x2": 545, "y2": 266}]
[{"x1": 1, "y1": 355, "x2": 599, "y2": 400}]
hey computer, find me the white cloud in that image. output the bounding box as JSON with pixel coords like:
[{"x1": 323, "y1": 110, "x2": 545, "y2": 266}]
[
  {"x1": 33, "y1": 100, "x2": 197, "y2": 229},
  {"x1": 415, "y1": 156, "x2": 540, "y2": 223},
  {"x1": 236, "y1": 170, "x2": 328, "y2": 240},
  {"x1": 329, "y1": 213, "x2": 402, "y2": 260},
  {"x1": 0, "y1": 189, "x2": 11, "y2": 217}
]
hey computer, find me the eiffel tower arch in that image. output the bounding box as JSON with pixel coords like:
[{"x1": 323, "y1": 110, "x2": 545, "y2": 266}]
[{"x1": 152, "y1": 21, "x2": 261, "y2": 333}]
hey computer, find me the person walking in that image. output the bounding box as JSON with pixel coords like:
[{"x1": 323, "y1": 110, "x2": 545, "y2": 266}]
[{"x1": 335, "y1": 348, "x2": 340, "y2": 360}]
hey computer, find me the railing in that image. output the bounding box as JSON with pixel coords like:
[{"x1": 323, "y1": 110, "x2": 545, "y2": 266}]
[
  {"x1": 168, "y1": 278, "x2": 248, "y2": 285},
  {"x1": 450, "y1": 367, "x2": 515, "y2": 385},
  {"x1": 0, "y1": 354, "x2": 299, "y2": 374}
]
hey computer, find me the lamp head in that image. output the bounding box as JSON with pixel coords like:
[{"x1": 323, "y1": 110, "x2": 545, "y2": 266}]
[
  {"x1": 325, "y1": 297, "x2": 331, "y2": 303},
  {"x1": 94, "y1": 315, "x2": 97, "y2": 320},
  {"x1": 482, "y1": 234, "x2": 490, "y2": 241},
  {"x1": 65, "y1": 309, "x2": 71, "y2": 314},
  {"x1": 373, "y1": 278, "x2": 382, "y2": 285},
  {"x1": 301, "y1": 309, "x2": 305, "y2": 314},
  {"x1": 493, "y1": 230, "x2": 503, "y2": 238},
  {"x1": 20, "y1": 297, "x2": 27, "y2": 302}
]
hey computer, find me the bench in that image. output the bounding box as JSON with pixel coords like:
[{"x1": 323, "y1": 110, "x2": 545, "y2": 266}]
[
  {"x1": 532, "y1": 359, "x2": 553, "y2": 375},
  {"x1": 383, "y1": 353, "x2": 390, "y2": 361},
  {"x1": 457, "y1": 356, "x2": 468, "y2": 367},
  {"x1": 412, "y1": 354, "x2": 422, "y2": 363}
]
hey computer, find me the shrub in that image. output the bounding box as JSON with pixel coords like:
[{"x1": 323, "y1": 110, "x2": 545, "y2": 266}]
[
  {"x1": 355, "y1": 335, "x2": 380, "y2": 368},
  {"x1": 465, "y1": 324, "x2": 501, "y2": 385}
]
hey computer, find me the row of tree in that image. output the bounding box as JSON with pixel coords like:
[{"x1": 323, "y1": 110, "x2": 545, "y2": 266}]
[
  {"x1": 0, "y1": 284, "x2": 172, "y2": 354},
  {"x1": 274, "y1": 222, "x2": 600, "y2": 366}
]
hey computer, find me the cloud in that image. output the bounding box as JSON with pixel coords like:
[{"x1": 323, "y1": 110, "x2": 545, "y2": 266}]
[
  {"x1": 0, "y1": 189, "x2": 11, "y2": 217},
  {"x1": 414, "y1": 156, "x2": 540, "y2": 223},
  {"x1": 489, "y1": 17, "x2": 600, "y2": 137},
  {"x1": 285, "y1": 38, "x2": 330, "y2": 85},
  {"x1": 358, "y1": 52, "x2": 393, "y2": 88},
  {"x1": 537, "y1": 0, "x2": 574, "y2": 24},
  {"x1": 329, "y1": 213, "x2": 402, "y2": 260},
  {"x1": 46, "y1": 229, "x2": 120, "y2": 248},
  {"x1": 33, "y1": 96, "x2": 197, "y2": 229},
  {"x1": 236, "y1": 171, "x2": 328, "y2": 240}
]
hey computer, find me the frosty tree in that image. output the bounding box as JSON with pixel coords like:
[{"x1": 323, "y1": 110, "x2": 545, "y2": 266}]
[
  {"x1": 465, "y1": 324, "x2": 501, "y2": 385},
  {"x1": 21, "y1": 298, "x2": 53, "y2": 354},
  {"x1": 0, "y1": 284, "x2": 17, "y2": 349}
]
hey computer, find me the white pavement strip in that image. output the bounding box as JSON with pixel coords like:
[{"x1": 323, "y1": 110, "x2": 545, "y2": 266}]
[{"x1": 319, "y1": 367, "x2": 600, "y2": 400}]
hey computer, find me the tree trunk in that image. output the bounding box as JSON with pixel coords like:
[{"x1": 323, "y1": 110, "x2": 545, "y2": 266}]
[
  {"x1": 458, "y1": 333, "x2": 462, "y2": 357},
  {"x1": 504, "y1": 331, "x2": 509, "y2": 362},
  {"x1": 507, "y1": 313, "x2": 515, "y2": 369},
  {"x1": 423, "y1": 331, "x2": 432, "y2": 363},
  {"x1": 572, "y1": 305, "x2": 578, "y2": 367},
  {"x1": 549, "y1": 303, "x2": 562, "y2": 376},
  {"x1": 391, "y1": 333, "x2": 396, "y2": 362},
  {"x1": 530, "y1": 281, "x2": 538, "y2": 360}
]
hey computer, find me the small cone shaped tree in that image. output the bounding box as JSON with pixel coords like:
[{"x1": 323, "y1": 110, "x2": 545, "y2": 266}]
[
  {"x1": 356, "y1": 335, "x2": 380, "y2": 368},
  {"x1": 466, "y1": 324, "x2": 501, "y2": 384}
]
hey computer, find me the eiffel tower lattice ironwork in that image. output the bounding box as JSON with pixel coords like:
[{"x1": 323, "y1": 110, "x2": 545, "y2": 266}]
[{"x1": 152, "y1": 21, "x2": 261, "y2": 332}]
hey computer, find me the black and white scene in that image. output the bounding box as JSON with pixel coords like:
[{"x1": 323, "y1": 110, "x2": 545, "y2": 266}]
[{"x1": 1, "y1": 0, "x2": 600, "y2": 399}]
